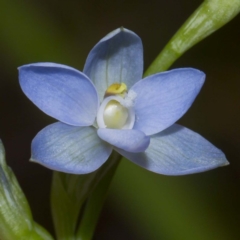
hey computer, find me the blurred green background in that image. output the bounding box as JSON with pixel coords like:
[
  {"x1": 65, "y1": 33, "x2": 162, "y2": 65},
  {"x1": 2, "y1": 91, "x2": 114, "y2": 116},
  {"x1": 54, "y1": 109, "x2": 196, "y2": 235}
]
[{"x1": 0, "y1": 0, "x2": 240, "y2": 239}]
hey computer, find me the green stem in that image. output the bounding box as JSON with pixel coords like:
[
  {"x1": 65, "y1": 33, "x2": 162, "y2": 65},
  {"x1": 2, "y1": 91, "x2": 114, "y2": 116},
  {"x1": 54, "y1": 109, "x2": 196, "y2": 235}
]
[
  {"x1": 75, "y1": 151, "x2": 121, "y2": 240},
  {"x1": 144, "y1": 0, "x2": 240, "y2": 76},
  {"x1": 51, "y1": 151, "x2": 122, "y2": 240}
]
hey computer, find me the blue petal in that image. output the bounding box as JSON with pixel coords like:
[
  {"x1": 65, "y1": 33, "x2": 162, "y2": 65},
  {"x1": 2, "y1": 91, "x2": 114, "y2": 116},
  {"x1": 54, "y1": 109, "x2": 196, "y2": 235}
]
[
  {"x1": 131, "y1": 68, "x2": 205, "y2": 135},
  {"x1": 97, "y1": 128, "x2": 150, "y2": 153},
  {"x1": 116, "y1": 124, "x2": 228, "y2": 175},
  {"x1": 19, "y1": 62, "x2": 99, "y2": 126},
  {"x1": 31, "y1": 122, "x2": 112, "y2": 174},
  {"x1": 83, "y1": 28, "x2": 143, "y2": 101}
]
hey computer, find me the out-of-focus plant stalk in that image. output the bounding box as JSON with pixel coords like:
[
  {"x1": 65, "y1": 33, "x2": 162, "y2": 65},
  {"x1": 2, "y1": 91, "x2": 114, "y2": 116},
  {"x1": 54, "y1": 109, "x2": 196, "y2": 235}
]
[
  {"x1": 144, "y1": 0, "x2": 240, "y2": 76},
  {"x1": 0, "y1": 140, "x2": 54, "y2": 240}
]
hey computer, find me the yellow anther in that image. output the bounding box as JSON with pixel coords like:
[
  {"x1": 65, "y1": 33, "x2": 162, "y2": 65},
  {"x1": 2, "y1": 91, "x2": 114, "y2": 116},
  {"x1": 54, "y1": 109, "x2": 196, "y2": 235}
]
[{"x1": 105, "y1": 83, "x2": 127, "y2": 97}]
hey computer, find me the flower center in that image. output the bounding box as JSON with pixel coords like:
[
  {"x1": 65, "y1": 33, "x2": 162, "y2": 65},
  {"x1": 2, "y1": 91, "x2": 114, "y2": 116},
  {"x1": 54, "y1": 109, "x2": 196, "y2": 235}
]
[
  {"x1": 104, "y1": 83, "x2": 127, "y2": 97},
  {"x1": 97, "y1": 83, "x2": 136, "y2": 129},
  {"x1": 103, "y1": 100, "x2": 128, "y2": 129}
]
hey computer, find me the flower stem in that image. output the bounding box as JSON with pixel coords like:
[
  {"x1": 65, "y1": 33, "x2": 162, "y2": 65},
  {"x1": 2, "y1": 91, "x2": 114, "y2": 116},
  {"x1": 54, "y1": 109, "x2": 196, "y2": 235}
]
[
  {"x1": 144, "y1": 0, "x2": 240, "y2": 76},
  {"x1": 51, "y1": 151, "x2": 121, "y2": 240},
  {"x1": 75, "y1": 151, "x2": 121, "y2": 240}
]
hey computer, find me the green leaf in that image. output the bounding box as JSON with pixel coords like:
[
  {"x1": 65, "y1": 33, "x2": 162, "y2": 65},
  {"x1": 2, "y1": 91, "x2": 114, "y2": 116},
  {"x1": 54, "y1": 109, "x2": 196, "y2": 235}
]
[
  {"x1": 144, "y1": 0, "x2": 240, "y2": 76},
  {"x1": 0, "y1": 140, "x2": 54, "y2": 240}
]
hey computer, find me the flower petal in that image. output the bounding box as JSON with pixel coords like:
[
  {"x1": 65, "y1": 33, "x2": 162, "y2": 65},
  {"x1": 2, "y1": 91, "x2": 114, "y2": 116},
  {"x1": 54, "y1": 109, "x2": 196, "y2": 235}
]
[
  {"x1": 19, "y1": 62, "x2": 98, "y2": 126},
  {"x1": 31, "y1": 122, "x2": 112, "y2": 174},
  {"x1": 116, "y1": 124, "x2": 228, "y2": 175},
  {"x1": 83, "y1": 28, "x2": 143, "y2": 101},
  {"x1": 97, "y1": 128, "x2": 150, "y2": 153},
  {"x1": 131, "y1": 68, "x2": 205, "y2": 135}
]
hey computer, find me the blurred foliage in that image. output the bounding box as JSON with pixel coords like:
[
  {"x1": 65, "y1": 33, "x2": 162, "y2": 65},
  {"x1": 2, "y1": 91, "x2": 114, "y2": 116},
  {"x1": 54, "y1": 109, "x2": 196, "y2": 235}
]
[{"x1": 0, "y1": 0, "x2": 239, "y2": 239}]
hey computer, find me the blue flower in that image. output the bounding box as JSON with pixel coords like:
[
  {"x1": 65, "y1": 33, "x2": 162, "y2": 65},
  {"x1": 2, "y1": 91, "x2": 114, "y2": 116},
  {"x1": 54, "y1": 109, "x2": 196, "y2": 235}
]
[{"x1": 18, "y1": 28, "x2": 228, "y2": 175}]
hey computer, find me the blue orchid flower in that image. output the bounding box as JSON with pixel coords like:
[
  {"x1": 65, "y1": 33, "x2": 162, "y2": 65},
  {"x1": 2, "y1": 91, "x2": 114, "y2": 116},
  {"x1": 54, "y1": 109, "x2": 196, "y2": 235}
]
[{"x1": 18, "y1": 28, "x2": 228, "y2": 175}]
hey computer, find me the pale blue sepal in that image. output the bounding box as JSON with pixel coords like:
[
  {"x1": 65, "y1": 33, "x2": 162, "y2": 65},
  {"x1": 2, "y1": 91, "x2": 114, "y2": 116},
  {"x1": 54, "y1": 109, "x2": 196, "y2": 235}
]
[
  {"x1": 97, "y1": 128, "x2": 150, "y2": 153},
  {"x1": 116, "y1": 124, "x2": 228, "y2": 175},
  {"x1": 83, "y1": 27, "x2": 143, "y2": 101},
  {"x1": 19, "y1": 62, "x2": 99, "y2": 126},
  {"x1": 131, "y1": 68, "x2": 205, "y2": 136},
  {"x1": 31, "y1": 122, "x2": 112, "y2": 174}
]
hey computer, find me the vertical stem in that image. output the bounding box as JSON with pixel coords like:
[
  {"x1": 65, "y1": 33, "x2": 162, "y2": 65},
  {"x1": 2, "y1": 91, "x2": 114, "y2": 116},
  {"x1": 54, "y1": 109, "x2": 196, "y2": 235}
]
[
  {"x1": 75, "y1": 151, "x2": 121, "y2": 240},
  {"x1": 51, "y1": 152, "x2": 121, "y2": 240}
]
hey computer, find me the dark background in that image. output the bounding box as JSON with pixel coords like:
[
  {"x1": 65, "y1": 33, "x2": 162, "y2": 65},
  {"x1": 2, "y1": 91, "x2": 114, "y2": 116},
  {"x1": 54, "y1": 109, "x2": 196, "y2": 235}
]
[{"x1": 0, "y1": 0, "x2": 239, "y2": 239}]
